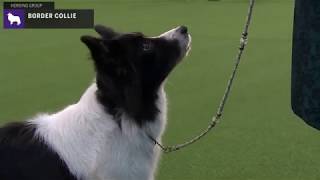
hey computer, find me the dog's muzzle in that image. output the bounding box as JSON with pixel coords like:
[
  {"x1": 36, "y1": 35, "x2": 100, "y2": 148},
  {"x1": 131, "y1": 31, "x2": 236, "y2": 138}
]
[{"x1": 159, "y1": 26, "x2": 192, "y2": 56}]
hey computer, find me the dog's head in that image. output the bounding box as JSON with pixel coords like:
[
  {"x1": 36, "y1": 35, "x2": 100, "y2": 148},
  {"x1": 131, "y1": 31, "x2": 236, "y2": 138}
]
[{"x1": 81, "y1": 25, "x2": 191, "y2": 123}]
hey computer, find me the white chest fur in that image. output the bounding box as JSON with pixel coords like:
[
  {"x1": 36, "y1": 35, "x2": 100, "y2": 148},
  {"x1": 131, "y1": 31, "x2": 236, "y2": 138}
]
[{"x1": 31, "y1": 84, "x2": 167, "y2": 180}]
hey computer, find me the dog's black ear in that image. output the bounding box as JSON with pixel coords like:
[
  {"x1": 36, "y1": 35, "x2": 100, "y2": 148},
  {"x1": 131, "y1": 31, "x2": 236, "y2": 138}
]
[
  {"x1": 81, "y1": 35, "x2": 103, "y2": 51},
  {"x1": 94, "y1": 25, "x2": 119, "y2": 39},
  {"x1": 81, "y1": 35, "x2": 112, "y2": 64}
]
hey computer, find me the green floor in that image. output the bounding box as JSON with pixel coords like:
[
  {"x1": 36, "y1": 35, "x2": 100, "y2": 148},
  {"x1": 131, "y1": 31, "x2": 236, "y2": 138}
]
[{"x1": 2, "y1": 0, "x2": 320, "y2": 179}]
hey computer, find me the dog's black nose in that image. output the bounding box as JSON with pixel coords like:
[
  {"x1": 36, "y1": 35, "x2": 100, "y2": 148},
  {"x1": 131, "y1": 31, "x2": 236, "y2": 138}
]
[{"x1": 178, "y1": 26, "x2": 188, "y2": 34}]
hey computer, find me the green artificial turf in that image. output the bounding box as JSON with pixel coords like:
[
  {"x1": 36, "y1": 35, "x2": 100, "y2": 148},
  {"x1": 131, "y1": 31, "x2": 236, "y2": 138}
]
[{"x1": 2, "y1": 0, "x2": 320, "y2": 179}]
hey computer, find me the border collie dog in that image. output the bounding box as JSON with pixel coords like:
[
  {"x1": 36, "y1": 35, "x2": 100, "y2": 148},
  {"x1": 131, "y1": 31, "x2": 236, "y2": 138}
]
[{"x1": 0, "y1": 25, "x2": 191, "y2": 180}]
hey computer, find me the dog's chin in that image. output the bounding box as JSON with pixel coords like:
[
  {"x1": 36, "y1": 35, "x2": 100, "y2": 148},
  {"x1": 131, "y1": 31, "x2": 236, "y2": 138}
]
[
  {"x1": 180, "y1": 34, "x2": 192, "y2": 59},
  {"x1": 186, "y1": 34, "x2": 192, "y2": 56}
]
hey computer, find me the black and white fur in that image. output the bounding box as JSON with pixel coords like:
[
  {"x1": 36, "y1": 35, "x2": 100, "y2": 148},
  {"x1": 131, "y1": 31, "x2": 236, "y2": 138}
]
[{"x1": 0, "y1": 25, "x2": 191, "y2": 180}]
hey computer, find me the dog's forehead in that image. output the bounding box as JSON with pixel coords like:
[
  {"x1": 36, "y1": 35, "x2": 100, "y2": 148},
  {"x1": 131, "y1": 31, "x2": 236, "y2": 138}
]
[
  {"x1": 112, "y1": 32, "x2": 145, "y2": 42},
  {"x1": 93, "y1": 25, "x2": 165, "y2": 42}
]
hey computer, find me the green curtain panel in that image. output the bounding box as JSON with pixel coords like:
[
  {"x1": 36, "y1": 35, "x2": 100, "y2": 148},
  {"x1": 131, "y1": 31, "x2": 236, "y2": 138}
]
[{"x1": 292, "y1": 0, "x2": 320, "y2": 130}]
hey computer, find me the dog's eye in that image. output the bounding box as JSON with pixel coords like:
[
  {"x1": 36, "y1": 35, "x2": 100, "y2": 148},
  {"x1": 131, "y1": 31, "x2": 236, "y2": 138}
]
[{"x1": 142, "y1": 41, "x2": 153, "y2": 51}]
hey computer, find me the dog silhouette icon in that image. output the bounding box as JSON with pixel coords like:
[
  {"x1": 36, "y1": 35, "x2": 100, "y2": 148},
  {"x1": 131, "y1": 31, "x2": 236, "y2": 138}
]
[{"x1": 7, "y1": 13, "x2": 21, "y2": 26}]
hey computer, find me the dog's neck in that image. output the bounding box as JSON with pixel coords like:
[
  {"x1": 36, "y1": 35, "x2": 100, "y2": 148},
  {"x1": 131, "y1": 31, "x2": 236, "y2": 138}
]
[
  {"x1": 93, "y1": 78, "x2": 164, "y2": 127},
  {"x1": 78, "y1": 83, "x2": 104, "y2": 113},
  {"x1": 77, "y1": 82, "x2": 167, "y2": 129}
]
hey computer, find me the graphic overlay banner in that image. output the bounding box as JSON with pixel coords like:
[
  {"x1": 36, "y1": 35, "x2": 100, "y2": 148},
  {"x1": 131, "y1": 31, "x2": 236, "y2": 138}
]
[{"x1": 3, "y1": 2, "x2": 94, "y2": 29}]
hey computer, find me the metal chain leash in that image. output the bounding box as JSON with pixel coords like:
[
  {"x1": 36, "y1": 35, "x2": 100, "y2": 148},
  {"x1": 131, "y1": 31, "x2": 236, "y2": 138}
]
[{"x1": 148, "y1": 0, "x2": 256, "y2": 153}]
